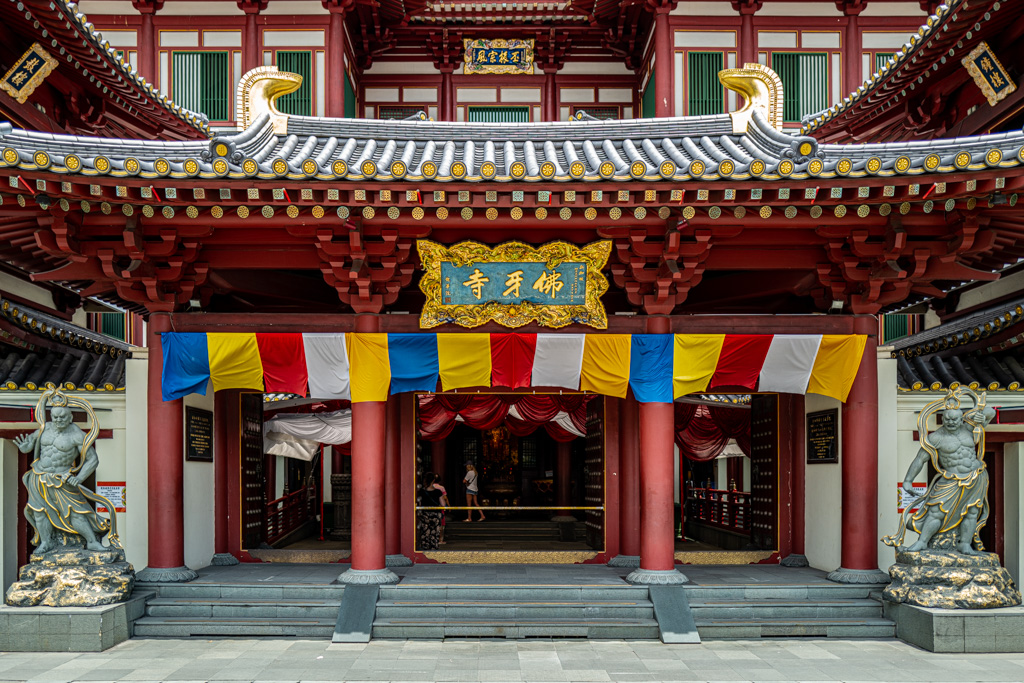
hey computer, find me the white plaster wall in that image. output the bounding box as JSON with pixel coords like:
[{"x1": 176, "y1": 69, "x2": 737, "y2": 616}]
[
  {"x1": 1, "y1": 441, "x2": 18, "y2": 593},
  {"x1": 124, "y1": 353, "x2": 149, "y2": 569},
  {"x1": 804, "y1": 393, "x2": 842, "y2": 571},
  {"x1": 877, "y1": 353, "x2": 899, "y2": 572},
  {"x1": 0, "y1": 272, "x2": 59, "y2": 310},
  {"x1": 183, "y1": 387, "x2": 215, "y2": 570},
  {"x1": 1004, "y1": 443, "x2": 1022, "y2": 585}
]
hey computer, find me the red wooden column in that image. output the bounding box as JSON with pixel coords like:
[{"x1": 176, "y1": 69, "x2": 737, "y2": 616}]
[
  {"x1": 828, "y1": 318, "x2": 887, "y2": 583},
  {"x1": 323, "y1": 0, "x2": 349, "y2": 118},
  {"x1": 627, "y1": 317, "x2": 686, "y2": 584},
  {"x1": 543, "y1": 67, "x2": 559, "y2": 121},
  {"x1": 131, "y1": 0, "x2": 162, "y2": 86},
  {"x1": 439, "y1": 65, "x2": 456, "y2": 122},
  {"x1": 732, "y1": 0, "x2": 762, "y2": 67},
  {"x1": 338, "y1": 316, "x2": 398, "y2": 584},
  {"x1": 384, "y1": 396, "x2": 410, "y2": 566},
  {"x1": 211, "y1": 390, "x2": 240, "y2": 565},
  {"x1": 781, "y1": 394, "x2": 808, "y2": 567},
  {"x1": 239, "y1": 0, "x2": 267, "y2": 76},
  {"x1": 839, "y1": 1, "x2": 866, "y2": 95},
  {"x1": 137, "y1": 312, "x2": 197, "y2": 583},
  {"x1": 610, "y1": 392, "x2": 640, "y2": 566},
  {"x1": 551, "y1": 440, "x2": 575, "y2": 524},
  {"x1": 651, "y1": 2, "x2": 674, "y2": 117}
]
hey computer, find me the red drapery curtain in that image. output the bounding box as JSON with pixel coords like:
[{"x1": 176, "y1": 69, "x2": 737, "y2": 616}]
[
  {"x1": 418, "y1": 395, "x2": 589, "y2": 443},
  {"x1": 674, "y1": 402, "x2": 751, "y2": 462}
]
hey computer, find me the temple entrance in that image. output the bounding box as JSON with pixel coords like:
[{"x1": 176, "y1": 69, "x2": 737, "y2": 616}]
[
  {"x1": 415, "y1": 393, "x2": 605, "y2": 557},
  {"x1": 676, "y1": 394, "x2": 780, "y2": 561}
]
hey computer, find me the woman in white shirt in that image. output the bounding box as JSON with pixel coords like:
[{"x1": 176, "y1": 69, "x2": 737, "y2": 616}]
[{"x1": 463, "y1": 461, "x2": 485, "y2": 522}]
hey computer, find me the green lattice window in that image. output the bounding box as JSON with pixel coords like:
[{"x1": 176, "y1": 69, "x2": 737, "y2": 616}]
[
  {"x1": 276, "y1": 50, "x2": 313, "y2": 116},
  {"x1": 171, "y1": 51, "x2": 230, "y2": 122},
  {"x1": 642, "y1": 71, "x2": 656, "y2": 118},
  {"x1": 875, "y1": 52, "x2": 896, "y2": 72},
  {"x1": 344, "y1": 74, "x2": 355, "y2": 118},
  {"x1": 771, "y1": 52, "x2": 829, "y2": 123},
  {"x1": 687, "y1": 51, "x2": 725, "y2": 116},
  {"x1": 467, "y1": 106, "x2": 530, "y2": 123},
  {"x1": 99, "y1": 312, "x2": 126, "y2": 341},
  {"x1": 378, "y1": 106, "x2": 424, "y2": 120}
]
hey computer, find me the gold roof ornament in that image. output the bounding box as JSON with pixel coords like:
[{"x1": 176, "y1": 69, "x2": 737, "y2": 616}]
[
  {"x1": 718, "y1": 63, "x2": 784, "y2": 134},
  {"x1": 235, "y1": 66, "x2": 303, "y2": 135}
]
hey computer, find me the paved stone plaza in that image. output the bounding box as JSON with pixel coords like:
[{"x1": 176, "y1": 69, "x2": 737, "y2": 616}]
[{"x1": 2, "y1": 637, "x2": 1024, "y2": 682}]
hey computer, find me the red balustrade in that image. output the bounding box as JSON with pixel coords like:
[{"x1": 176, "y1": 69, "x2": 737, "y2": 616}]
[
  {"x1": 684, "y1": 487, "x2": 750, "y2": 535},
  {"x1": 265, "y1": 487, "x2": 312, "y2": 545}
]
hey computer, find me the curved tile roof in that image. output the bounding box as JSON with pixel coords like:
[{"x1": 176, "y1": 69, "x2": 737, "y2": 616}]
[
  {"x1": 897, "y1": 347, "x2": 1024, "y2": 393},
  {"x1": 2, "y1": 102, "x2": 1024, "y2": 185}
]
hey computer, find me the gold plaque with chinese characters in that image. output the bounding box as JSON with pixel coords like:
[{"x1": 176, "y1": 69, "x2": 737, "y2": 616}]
[
  {"x1": 417, "y1": 240, "x2": 611, "y2": 329},
  {"x1": 1, "y1": 43, "x2": 59, "y2": 105},
  {"x1": 962, "y1": 42, "x2": 1016, "y2": 107},
  {"x1": 463, "y1": 38, "x2": 534, "y2": 75}
]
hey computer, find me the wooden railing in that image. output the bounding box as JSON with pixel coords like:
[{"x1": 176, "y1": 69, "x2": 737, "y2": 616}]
[
  {"x1": 685, "y1": 488, "x2": 750, "y2": 534},
  {"x1": 266, "y1": 487, "x2": 311, "y2": 544}
]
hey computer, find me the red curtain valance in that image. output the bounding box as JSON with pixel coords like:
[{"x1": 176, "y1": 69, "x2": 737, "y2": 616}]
[
  {"x1": 674, "y1": 402, "x2": 750, "y2": 461},
  {"x1": 418, "y1": 394, "x2": 589, "y2": 442}
]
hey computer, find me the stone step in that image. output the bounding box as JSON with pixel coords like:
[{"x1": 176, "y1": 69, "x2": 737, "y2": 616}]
[
  {"x1": 378, "y1": 586, "x2": 650, "y2": 601},
  {"x1": 146, "y1": 597, "x2": 341, "y2": 619},
  {"x1": 688, "y1": 598, "x2": 883, "y2": 619},
  {"x1": 372, "y1": 617, "x2": 661, "y2": 639},
  {"x1": 694, "y1": 617, "x2": 895, "y2": 639},
  {"x1": 132, "y1": 616, "x2": 337, "y2": 638},
  {"x1": 148, "y1": 583, "x2": 346, "y2": 600},
  {"x1": 375, "y1": 600, "x2": 654, "y2": 620},
  {"x1": 682, "y1": 584, "x2": 883, "y2": 601}
]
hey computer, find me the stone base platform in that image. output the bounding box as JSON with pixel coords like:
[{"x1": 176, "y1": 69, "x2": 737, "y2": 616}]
[
  {"x1": 884, "y1": 549, "x2": 1021, "y2": 609},
  {"x1": 883, "y1": 601, "x2": 1024, "y2": 652},
  {"x1": 5, "y1": 546, "x2": 135, "y2": 607},
  {"x1": 0, "y1": 591, "x2": 151, "y2": 652}
]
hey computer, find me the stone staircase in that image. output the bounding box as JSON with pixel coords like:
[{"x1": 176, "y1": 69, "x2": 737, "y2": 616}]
[
  {"x1": 130, "y1": 572, "x2": 893, "y2": 641},
  {"x1": 687, "y1": 583, "x2": 894, "y2": 639},
  {"x1": 372, "y1": 584, "x2": 660, "y2": 639},
  {"x1": 132, "y1": 582, "x2": 344, "y2": 638}
]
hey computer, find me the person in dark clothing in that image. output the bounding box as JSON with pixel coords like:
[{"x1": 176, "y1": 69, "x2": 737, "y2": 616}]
[{"x1": 418, "y1": 472, "x2": 448, "y2": 550}]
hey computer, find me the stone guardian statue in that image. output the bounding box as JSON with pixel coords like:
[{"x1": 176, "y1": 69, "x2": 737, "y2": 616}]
[
  {"x1": 882, "y1": 387, "x2": 1021, "y2": 609},
  {"x1": 5, "y1": 388, "x2": 134, "y2": 607}
]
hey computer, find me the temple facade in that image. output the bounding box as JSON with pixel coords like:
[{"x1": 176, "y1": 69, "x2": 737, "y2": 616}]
[{"x1": 1, "y1": 0, "x2": 1024, "y2": 605}]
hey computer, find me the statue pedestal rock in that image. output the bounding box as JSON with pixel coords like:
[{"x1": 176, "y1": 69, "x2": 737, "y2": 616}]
[
  {"x1": 4, "y1": 389, "x2": 135, "y2": 609},
  {"x1": 6, "y1": 531, "x2": 135, "y2": 607},
  {"x1": 883, "y1": 387, "x2": 1022, "y2": 611},
  {"x1": 885, "y1": 548, "x2": 1021, "y2": 609}
]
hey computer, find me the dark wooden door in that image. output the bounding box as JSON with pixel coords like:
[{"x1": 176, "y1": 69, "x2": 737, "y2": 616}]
[
  {"x1": 748, "y1": 394, "x2": 779, "y2": 551},
  {"x1": 240, "y1": 392, "x2": 266, "y2": 549},
  {"x1": 584, "y1": 397, "x2": 605, "y2": 550}
]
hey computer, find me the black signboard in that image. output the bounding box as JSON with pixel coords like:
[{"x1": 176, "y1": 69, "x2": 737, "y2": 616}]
[
  {"x1": 186, "y1": 407, "x2": 214, "y2": 462},
  {"x1": 806, "y1": 408, "x2": 838, "y2": 464}
]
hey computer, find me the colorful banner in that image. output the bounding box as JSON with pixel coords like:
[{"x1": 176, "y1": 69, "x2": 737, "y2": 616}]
[{"x1": 161, "y1": 332, "x2": 868, "y2": 405}]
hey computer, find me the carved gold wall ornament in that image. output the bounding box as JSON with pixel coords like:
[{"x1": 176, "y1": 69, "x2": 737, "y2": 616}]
[
  {"x1": 463, "y1": 38, "x2": 535, "y2": 75},
  {"x1": 418, "y1": 239, "x2": 611, "y2": 329},
  {"x1": 962, "y1": 42, "x2": 1016, "y2": 107},
  {"x1": 1, "y1": 43, "x2": 58, "y2": 105}
]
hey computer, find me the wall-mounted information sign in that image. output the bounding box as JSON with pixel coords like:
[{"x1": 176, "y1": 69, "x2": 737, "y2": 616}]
[
  {"x1": 186, "y1": 406, "x2": 214, "y2": 462},
  {"x1": 806, "y1": 408, "x2": 838, "y2": 464}
]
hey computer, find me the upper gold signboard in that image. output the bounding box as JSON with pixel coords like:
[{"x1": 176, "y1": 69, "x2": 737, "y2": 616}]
[
  {"x1": 463, "y1": 39, "x2": 535, "y2": 76},
  {"x1": 418, "y1": 240, "x2": 610, "y2": 329}
]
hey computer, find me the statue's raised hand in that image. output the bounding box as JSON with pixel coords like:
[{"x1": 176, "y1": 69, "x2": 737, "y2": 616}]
[{"x1": 13, "y1": 433, "x2": 33, "y2": 453}]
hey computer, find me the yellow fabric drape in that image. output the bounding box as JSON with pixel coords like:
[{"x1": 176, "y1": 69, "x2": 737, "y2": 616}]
[
  {"x1": 349, "y1": 333, "x2": 391, "y2": 402},
  {"x1": 580, "y1": 335, "x2": 631, "y2": 398},
  {"x1": 806, "y1": 334, "x2": 868, "y2": 402},
  {"x1": 207, "y1": 332, "x2": 264, "y2": 393},
  {"x1": 673, "y1": 334, "x2": 726, "y2": 398},
  {"x1": 437, "y1": 333, "x2": 492, "y2": 391}
]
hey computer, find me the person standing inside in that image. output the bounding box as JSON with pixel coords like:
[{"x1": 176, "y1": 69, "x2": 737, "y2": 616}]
[
  {"x1": 463, "y1": 461, "x2": 485, "y2": 522},
  {"x1": 419, "y1": 473, "x2": 449, "y2": 550}
]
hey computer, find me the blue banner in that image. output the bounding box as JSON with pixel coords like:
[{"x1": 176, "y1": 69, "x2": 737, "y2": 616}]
[{"x1": 441, "y1": 261, "x2": 587, "y2": 306}]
